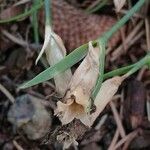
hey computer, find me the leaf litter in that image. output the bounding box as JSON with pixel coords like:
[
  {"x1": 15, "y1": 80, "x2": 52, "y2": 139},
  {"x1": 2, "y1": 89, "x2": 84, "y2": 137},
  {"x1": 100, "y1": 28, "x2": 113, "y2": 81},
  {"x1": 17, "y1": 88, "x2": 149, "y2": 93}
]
[{"x1": 0, "y1": 0, "x2": 150, "y2": 149}]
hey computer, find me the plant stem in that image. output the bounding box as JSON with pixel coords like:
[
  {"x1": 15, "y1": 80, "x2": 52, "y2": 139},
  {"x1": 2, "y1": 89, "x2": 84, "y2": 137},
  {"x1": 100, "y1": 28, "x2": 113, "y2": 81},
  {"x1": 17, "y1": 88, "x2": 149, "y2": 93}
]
[
  {"x1": 32, "y1": 0, "x2": 40, "y2": 44},
  {"x1": 92, "y1": 39, "x2": 106, "y2": 99},
  {"x1": 44, "y1": 0, "x2": 51, "y2": 25}
]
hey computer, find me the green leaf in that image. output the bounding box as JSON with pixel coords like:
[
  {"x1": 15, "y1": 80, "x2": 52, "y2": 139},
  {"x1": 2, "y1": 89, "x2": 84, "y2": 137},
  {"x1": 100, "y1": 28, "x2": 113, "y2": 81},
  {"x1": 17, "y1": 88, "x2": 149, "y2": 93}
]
[{"x1": 19, "y1": 43, "x2": 88, "y2": 89}]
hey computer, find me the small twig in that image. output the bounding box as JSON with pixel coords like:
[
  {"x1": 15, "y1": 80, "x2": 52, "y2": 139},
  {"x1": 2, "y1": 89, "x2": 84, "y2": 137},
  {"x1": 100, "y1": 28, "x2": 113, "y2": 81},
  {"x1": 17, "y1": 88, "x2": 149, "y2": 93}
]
[
  {"x1": 120, "y1": 90, "x2": 124, "y2": 119},
  {"x1": 114, "y1": 130, "x2": 139, "y2": 150},
  {"x1": 146, "y1": 95, "x2": 150, "y2": 122},
  {"x1": 110, "y1": 101, "x2": 126, "y2": 138},
  {"x1": 108, "y1": 129, "x2": 119, "y2": 150},
  {"x1": 108, "y1": 20, "x2": 143, "y2": 55},
  {"x1": 136, "y1": 66, "x2": 147, "y2": 81},
  {"x1": 2, "y1": 29, "x2": 41, "y2": 50},
  {"x1": 13, "y1": 140, "x2": 24, "y2": 150},
  {"x1": 112, "y1": 30, "x2": 145, "y2": 61},
  {"x1": 108, "y1": 92, "x2": 124, "y2": 150},
  {"x1": 14, "y1": 0, "x2": 30, "y2": 6},
  {"x1": 127, "y1": 0, "x2": 137, "y2": 25},
  {"x1": 110, "y1": 20, "x2": 143, "y2": 57},
  {"x1": 145, "y1": 18, "x2": 150, "y2": 51},
  {"x1": 2, "y1": 30, "x2": 28, "y2": 47},
  {"x1": 116, "y1": 14, "x2": 126, "y2": 50},
  {"x1": 2, "y1": 29, "x2": 49, "y2": 68},
  {"x1": 95, "y1": 114, "x2": 108, "y2": 130},
  {"x1": 0, "y1": 66, "x2": 6, "y2": 70},
  {"x1": 25, "y1": 25, "x2": 31, "y2": 46},
  {"x1": 0, "y1": 83, "x2": 15, "y2": 103},
  {"x1": 122, "y1": 132, "x2": 138, "y2": 150}
]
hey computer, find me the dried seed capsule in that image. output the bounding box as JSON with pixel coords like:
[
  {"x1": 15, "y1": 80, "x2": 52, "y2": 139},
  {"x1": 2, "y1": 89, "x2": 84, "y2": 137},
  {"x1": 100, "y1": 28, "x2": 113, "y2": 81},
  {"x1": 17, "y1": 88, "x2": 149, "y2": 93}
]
[{"x1": 8, "y1": 94, "x2": 51, "y2": 140}]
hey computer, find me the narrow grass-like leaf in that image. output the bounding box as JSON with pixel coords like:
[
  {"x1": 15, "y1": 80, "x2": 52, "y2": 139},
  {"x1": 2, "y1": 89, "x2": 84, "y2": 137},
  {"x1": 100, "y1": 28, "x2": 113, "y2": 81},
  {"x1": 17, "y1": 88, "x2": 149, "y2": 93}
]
[
  {"x1": 103, "y1": 64, "x2": 134, "y2": 79},
  {"x1": 124, "y1": 54, "x2": 150, "y2": 77},
  {"x1": 19, "y1": 44, "x2": 88, "y2": 89}
]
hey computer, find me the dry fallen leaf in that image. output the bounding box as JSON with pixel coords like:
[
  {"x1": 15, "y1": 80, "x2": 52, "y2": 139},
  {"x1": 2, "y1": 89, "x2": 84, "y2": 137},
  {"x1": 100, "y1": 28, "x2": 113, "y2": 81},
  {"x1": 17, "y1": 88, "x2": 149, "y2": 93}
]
[
  {"x1": 113, "y1": 0, "x2": 127, "y2": 12},
  {"x1": 55, "y1": 42, "x2": 100, "y2": 125},
  {"x1": 46, "y1": 33, "x2": 72, "y2": 96}
]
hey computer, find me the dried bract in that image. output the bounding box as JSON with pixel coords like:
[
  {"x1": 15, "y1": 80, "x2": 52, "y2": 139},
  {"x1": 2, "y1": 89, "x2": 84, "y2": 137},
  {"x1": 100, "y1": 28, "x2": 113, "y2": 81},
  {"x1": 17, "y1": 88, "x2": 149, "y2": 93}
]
[
  {"x1": 87, "y1": 76, "x2": 124, "y2": 126},
  {"x1": 55, "y1": 42, "x2": 100, "y2": 126},
  {"x1": 36, "y1": 25, "x2": 72, "y2": 96},
  {"x1": 113, "y1": 0, "x2": 127, "y2": 12}
]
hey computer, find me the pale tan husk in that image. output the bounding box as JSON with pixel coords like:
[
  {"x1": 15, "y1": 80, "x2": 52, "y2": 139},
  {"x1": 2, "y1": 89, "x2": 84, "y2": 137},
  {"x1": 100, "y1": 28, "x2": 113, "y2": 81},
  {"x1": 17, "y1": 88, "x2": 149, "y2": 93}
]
[
  {"x1": 36, "y1": 25, "x2": 72, "y2": 96},
  {"x1": 113, "y1": 0, "x2": 127, "y2": 12},
  {"x1": 56, "y1": 74, "x2": 124, "y2": 127},
  {"x1": 55, "y1": 42, "x2": 100, "y2": 125},
  {"x1": 83, "y1": 76, "x2": 124, "y2": 126},
  {"x1": 55, "y1": 39, "x2": 125, "y2": 127}
]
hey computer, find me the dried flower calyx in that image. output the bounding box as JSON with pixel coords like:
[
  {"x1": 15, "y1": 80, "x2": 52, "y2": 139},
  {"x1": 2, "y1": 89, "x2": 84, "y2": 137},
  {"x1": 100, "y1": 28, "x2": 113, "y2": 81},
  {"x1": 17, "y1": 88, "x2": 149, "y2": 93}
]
[
  {"x1": 55, "y1": 42, "x2": 100, "y2": 126},
  {"x1": 55, "y1": 42, "x2": 126, "y2": 127},
  {"x1": 36, "y1": 25, "x2": 72, "y2": 96}
]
